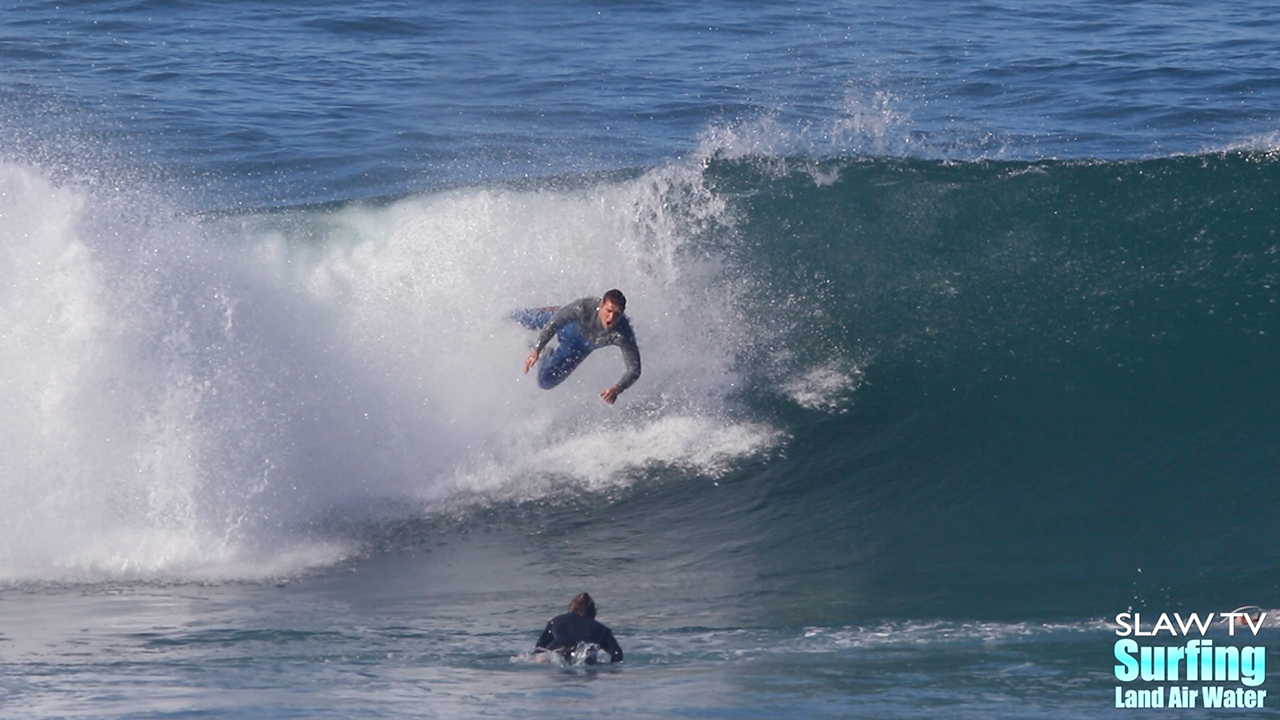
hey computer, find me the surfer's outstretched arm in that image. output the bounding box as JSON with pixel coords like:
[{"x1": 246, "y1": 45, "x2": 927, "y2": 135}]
[
  {"x1": 600, "y1": 328, "x2": 640, "y2": 404},
  {"x1": 523, "y1": 348, "x2": 540, "y2": 374}
]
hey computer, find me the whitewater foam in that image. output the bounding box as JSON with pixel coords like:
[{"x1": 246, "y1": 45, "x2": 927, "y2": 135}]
[
  {"x1": 780, "y1": 361, "x2": 866, "y2": 412},
  {"x1": 0, "y1": 160, "x2": 786, "y2": 582}
]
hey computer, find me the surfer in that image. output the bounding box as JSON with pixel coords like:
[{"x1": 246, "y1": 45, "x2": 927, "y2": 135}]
[
  {"x1": 513, "y1": 289, "x2": 640, "y2": 404},
  {"x1": 534, "y1": 592, "x2": 624, "y2": 664}
]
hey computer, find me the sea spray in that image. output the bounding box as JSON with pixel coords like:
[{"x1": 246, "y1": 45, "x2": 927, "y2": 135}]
[
  {"x1": 0, "y1": 160, "x2": 786, "y2": 582},
  {"x1": 232, "y1": 165, "x2": 782, "y2": 502}
]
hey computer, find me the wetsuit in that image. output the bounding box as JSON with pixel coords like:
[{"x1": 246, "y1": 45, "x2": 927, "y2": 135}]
[
  {"x1": 512, "y1": 297, "x2": 641, "y2": 393},
  {"x1": 535, "y1": 612, "x2": 624, "y2": 663}
]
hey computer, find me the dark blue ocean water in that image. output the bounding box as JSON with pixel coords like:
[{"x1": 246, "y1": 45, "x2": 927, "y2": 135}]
[{"x1": 1, "y1": 1, "x2": 1278, "y2": 718}]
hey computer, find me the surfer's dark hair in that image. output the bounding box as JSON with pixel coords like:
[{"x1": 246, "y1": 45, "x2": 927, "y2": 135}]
[
  {"x1": 602, "y1": 289, "x2": 626, "y2": 311},
  {"x1": 569, "y1": 592, "x2": 597, "y2": 619}
]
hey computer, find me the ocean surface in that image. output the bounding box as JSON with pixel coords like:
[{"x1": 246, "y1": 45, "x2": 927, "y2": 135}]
[{"x1": 2, "y1": 1, "x2": 1278, "y2": 717}]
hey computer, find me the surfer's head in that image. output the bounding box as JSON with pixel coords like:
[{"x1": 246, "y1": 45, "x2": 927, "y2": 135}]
[
  {"x1": 598, "y1": 289, "x2": 626, "y2": 329},
  {"x1": 602, "y1": 288, "x2": 626, "y2": 311},
  {"x1": 568, "y1": 592, "x2": 597, "y2": 618}
]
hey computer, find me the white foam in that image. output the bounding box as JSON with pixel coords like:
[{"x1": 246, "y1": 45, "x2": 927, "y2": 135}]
[
  {"x1": 434, "y1": 414, "x2": 782, "y2": 502},
  {"x1": 1216, "y1": 131, "x2": 1280, "y2": 156},
  {"x1": 693, "y1": 87, "x2": 912, "y2": 165},
  {"x1": 0, "y1": 162, "x2": 356, "y2": 582},
  {"x1": 0, "y1": 160, "x2": 785, "y2": 582},
  {"x1": 780, "y1": 361, "x2": 865, "y2": 412},
  {"x1": 245, "y1": 167, "x2": 781, "y2": 505}
]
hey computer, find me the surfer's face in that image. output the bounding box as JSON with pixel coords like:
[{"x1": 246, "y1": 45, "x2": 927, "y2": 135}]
[{"x1": 597, "y1": 300, "x2": 623, "y2": 329}]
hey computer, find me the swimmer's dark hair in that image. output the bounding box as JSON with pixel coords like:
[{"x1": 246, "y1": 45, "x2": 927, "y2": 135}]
[
  {"x1": 568, "y1": 592, "x2": 597, "y2": 619},
  {"x1": 602, "y1": 289, "x2": 626, "y2": 311}
]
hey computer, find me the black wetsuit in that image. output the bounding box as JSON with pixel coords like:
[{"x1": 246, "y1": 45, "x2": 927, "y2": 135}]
[{"x1": 535, "y1": 612, "x2": 624, "y2": 663}]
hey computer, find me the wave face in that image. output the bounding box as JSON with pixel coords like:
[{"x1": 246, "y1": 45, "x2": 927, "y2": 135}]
[
  {"x1": 1, "y1": 151, "x2": 1276, "y2": 617},
  {"x1": 699, "y1": 151, "x2": 1279, "y2": 621}
]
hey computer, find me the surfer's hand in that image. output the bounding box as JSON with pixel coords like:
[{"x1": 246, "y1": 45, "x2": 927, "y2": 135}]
[
  {"x1": 524, "y1": 349, "x2": 540, "y2": 374},
  {"x1": 600, "y1": 385, "x2": 620, "y2": 404}
]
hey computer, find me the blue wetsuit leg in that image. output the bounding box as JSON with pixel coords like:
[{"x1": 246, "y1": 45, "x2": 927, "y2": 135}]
[
  {"x1": 538, "y1": 323, "x2": 594, "y2": 390},
  {"x1": 510, "y1": 307, "x2": 558, "y2": 330}
]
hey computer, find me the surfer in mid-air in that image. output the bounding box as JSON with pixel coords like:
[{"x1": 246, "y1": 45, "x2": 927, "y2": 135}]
[
  {"x1": 513, "y1": 288, "x2": 640, "y2": 404},
  {"x1": 533, "y1": 592, "x2": 624, "y2": 664}
]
